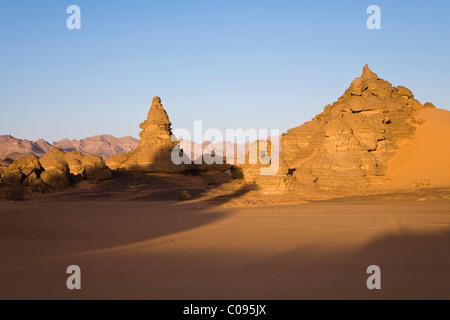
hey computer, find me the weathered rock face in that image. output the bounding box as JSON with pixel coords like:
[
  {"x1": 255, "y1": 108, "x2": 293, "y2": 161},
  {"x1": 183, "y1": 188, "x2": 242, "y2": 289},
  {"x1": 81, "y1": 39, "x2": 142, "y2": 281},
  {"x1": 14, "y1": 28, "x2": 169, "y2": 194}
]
[
  {"x1": 1, "y1": 149, "x2": 112, "y2": 192},
  {"x1": 39, "y1": 149, "x2": 73, "y2": 188},
  {"x1": 106, "y1": 97, "x2": 192, "y2": 172},
  {"x1": 241, "y1": 140, "x2": 274, "y2": 183},
  {"x1": 0, "y1": 159, "x2": 11, "y2": 168},
  {"x1": 280, "y1": 65, "x2": 432, "y2": 193},
  {"x1": 1, "y1": 170, "x2": 23, "y2": 185},
  {"x1": 40, "y1": 149, "x2": 112, "y2": 188},
  {"x1": 239, "y1": 139, "x2": 292, "y2": 194},
  {"x1": 65, "y1": 152, "x2": 113, "y2": 180},
  {"x1": 0, "y1": 155, "x2": 42, "y2": 185},
  {"x1": 8, "y1": 155, "x2": 42, "y2": 178}
]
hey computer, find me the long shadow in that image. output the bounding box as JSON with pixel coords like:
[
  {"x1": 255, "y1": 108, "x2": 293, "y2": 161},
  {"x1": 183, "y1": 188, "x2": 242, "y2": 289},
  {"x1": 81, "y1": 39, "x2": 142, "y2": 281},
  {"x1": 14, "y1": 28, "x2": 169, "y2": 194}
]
[
  {"x1": 37, "y1": 170, "x2": 250, "y2": 203},
  {"x1": 2, "y1": 178, "x2": 449, "y2": 299},
  {"x1": 0, "y1": 170, "x2": 256, "y2": 259},
  {"x1": 240, "y1": 228, "x2": 450, "y2": 299}
]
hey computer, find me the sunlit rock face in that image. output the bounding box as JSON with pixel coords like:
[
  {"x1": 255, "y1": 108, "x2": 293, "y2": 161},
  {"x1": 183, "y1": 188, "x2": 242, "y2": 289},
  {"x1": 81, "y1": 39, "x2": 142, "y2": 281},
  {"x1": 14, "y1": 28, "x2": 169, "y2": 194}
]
[
  {"x1": 278, "y1": 65, "x2": 432, "y2": 193},
  {"x1": 106, "y1": 97, "x2": 192, "y2": 172}
]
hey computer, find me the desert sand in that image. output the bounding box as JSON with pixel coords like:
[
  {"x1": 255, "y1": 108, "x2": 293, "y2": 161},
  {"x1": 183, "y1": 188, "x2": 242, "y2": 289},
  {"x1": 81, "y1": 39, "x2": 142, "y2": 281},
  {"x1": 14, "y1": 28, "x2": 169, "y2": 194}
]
[
  {"x1": 0, "y1": 183, "x2": 449, "y2": 300},
  {"x1": 386, "y1": 108, "x2": 450, "y2": 189}
]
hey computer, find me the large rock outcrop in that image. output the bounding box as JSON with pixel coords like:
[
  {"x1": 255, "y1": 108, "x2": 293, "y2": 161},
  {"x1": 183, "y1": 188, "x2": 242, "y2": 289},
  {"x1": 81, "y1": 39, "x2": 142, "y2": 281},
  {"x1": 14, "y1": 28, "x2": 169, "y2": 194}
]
[
  {"x1": 238, "y1": 139, "x2": 293, "y2": 194},
  {"x1": 0, "y1": 155, "x2": 43, "y2": 186},
  {"x1": 39, "y1": 149, "x2": 72, "y2": 189},
  {"x1": 40, "y1": 149, "x2": 112, "y2": 187},
  {"x1": 106, "y1": 97, "x2": 192, "y2": 172},
  {"x1": 277, "y1": 65, "x2": 434, "y2": 193},
  {"x1": 0, "y1": 149, "x2": 112, "y2": 192}
]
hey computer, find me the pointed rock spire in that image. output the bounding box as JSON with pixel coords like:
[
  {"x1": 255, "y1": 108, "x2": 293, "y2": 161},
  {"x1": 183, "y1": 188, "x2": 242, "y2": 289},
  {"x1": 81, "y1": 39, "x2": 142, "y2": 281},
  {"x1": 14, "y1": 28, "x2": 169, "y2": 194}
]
[
  {"x1": 346, "y1": 64, "x2": 398, "y2": 100},
  {"x1": 361, "y1": 64, "x2": 378, "y2": 80},
  {"x1": 106, "y1": 96, "x2": 193, "y2": 173},
  {"x1": 140, "y1": 96, "x2": 172, "y2": 130}
]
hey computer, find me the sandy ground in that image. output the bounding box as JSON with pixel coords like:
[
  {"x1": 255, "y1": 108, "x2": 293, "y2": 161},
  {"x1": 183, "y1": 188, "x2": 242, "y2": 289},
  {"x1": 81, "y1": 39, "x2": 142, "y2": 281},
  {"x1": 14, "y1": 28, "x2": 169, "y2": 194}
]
[
  {"x1": 1, "y1": 190, "x2": 449, "y2": 300},
  {"x1": 386, "y1": 108, "x2": 450, "y2": 188}
]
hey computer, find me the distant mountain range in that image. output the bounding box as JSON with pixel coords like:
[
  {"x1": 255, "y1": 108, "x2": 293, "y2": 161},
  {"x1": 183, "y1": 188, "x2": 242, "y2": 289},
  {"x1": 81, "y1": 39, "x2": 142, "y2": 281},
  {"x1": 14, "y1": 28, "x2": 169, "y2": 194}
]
[
  {"x1": 0, "y1": 135, "x2": 54, "y2": 161},
  {"x1": 0, "y1": 134, "x2": 253, "y2": 163},
  {"x1": 0, "y1": 134, "x2": 139, "y2": 161},
  {"x1": 52, "y1": 135, "x2": 139, "y2": 160},
  {"x1": 178, "y1": 139, "x2": 249, "y2": 163}
]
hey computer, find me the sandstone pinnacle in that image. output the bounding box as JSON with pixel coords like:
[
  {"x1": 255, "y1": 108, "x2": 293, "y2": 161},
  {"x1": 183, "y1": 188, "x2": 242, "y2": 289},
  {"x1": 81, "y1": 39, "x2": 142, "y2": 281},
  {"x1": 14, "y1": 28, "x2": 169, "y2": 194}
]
[
  {"x1": 140, "y1": 96, "x2": 172, "y2": 130},
  {"x1": 106, "y1": 97, "x2": 192, "y2": 172},
  {"x1": 361, "y1": 64, "x2": 378, "y2": 80}
]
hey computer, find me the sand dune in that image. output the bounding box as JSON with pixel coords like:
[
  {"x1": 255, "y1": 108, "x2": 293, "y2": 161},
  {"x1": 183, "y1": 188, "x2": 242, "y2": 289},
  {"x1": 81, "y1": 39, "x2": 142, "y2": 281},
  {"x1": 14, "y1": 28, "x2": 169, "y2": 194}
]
[{"x1": 386, "y1": 108, "x2": 450, "y2": 189}]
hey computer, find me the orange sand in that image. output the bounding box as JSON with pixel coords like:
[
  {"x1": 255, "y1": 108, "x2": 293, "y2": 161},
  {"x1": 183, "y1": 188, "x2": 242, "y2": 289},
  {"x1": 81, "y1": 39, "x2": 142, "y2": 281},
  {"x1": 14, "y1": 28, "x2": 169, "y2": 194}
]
[
  {"x1": 386, "y1": 108, "x2": 450, "y2": 189},
  {"x1": 0, "y1": 195, "x2": 449, "y2": 300}
]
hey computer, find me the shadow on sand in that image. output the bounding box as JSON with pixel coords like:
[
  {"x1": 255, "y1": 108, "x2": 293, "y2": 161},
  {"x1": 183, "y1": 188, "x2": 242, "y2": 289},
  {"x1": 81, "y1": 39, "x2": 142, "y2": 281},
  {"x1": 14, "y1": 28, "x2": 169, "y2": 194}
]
[{"x1": 239, "y1": 228, "x2": 450, "y2": 299}]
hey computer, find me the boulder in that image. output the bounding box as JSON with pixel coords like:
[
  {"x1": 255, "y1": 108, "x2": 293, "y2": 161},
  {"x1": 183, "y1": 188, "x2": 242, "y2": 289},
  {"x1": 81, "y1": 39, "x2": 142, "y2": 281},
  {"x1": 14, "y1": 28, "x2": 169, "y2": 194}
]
[
  {"x1": 8, "y1": 155, "x2": 42, "y2": 177},
  {"x1": 1, "y1": 170, "x2": 22, "y2": 185},
  {"x1": 0, "y1": 159, "x2": 12, "y2": 167},
  {"x1": 66, "y1": 152, "x2": 112, "y2": 180},
  {"x1": 24, "y1": 172, "x2": 40, "y2": 185},
  {"x1": 40, "y1": 170, "x2": 71, "y2": 189},
  {"x1": 0, "y1": 148, "x2": 111, "y2": 191},
  {"x1": 39, "y1": 149, "x2": 71, "y2": 188}
]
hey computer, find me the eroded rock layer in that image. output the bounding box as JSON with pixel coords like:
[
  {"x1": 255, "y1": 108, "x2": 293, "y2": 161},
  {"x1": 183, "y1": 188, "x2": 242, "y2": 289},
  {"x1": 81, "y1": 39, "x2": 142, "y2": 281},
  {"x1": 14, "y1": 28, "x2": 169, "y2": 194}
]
[
  {"x1": 106, "y1": 97, "x2": 192, "y2": 172},
  {"x1": 0, "y1": 150, "x2": 112, "y2": 192},
  {"x1": 279, "y1": 65, "x2": 434, "y2": 193}
]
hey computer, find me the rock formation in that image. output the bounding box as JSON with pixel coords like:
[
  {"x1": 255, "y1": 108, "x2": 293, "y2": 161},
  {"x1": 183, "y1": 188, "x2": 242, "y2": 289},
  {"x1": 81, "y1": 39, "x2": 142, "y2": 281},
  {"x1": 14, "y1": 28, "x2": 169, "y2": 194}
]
[
  {"x1": 39, "y1": 149, "x2": 72, "y2": 189},
  {"x1": 106, "y1": 97, "x2": 192, "y2": 172},
  {"x1": 276, "y1": 64, "x2": 435, "y2": 194},
  {"x1": 40, "y1": 149, "x2": 112, "y2": 187},
  {"x1": 0, "y1": 155, "x2": 41, "y2": 185},
  {"x1": 238, "y1": 65, "x2": 437, "y2": 196},
  {"x1": 238, "y1": 139, "x2": 292, "y2": 194},
  {"x1": 0, "y1": 149, "x2": 112, "y2": 192}
]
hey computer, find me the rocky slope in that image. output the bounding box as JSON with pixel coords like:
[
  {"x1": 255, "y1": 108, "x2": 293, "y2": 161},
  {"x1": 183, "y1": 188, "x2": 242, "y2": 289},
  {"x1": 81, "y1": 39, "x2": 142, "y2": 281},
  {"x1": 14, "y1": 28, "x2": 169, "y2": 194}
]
[{"x1": 267, "y1": 64, "x2": 437, "y2": 194}]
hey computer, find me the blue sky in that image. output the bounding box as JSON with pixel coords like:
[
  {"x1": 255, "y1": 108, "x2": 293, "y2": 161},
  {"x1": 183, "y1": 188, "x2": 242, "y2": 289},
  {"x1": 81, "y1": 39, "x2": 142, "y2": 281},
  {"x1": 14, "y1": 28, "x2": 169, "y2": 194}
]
[{"x1": 0, "y1": 0, "x2": 449, "y2": 142}]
